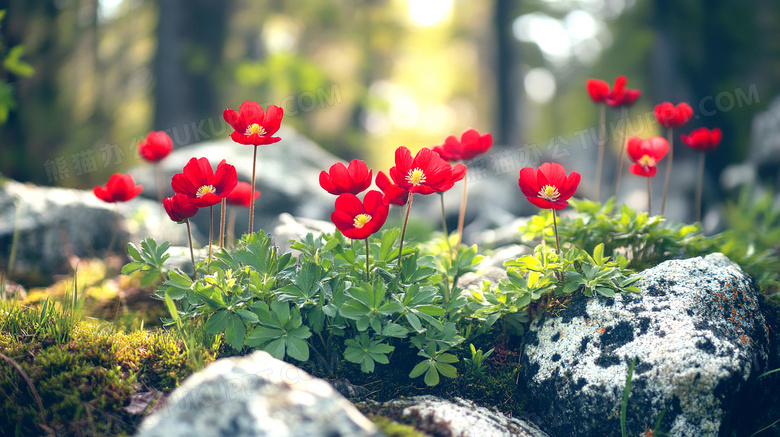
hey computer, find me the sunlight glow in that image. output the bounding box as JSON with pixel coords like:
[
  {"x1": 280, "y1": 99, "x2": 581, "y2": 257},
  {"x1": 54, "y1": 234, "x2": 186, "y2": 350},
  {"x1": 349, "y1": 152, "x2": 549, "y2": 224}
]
[
  {"x1": 524, "y1": 68, "x2": 557, "y2": 104},
  {"x1": 408, "y1": 0, "x2": 453, "y2": 27}
]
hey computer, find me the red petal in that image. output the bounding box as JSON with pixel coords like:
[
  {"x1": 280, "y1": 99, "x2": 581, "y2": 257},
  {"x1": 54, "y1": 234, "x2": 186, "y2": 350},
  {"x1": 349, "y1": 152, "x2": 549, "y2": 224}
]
[
  {"x1": 238, "y1": 101, "x2": 264, "y2": 129},
  {"x1": 559, "y1": 171, "x2": 580, "y2": 201},
  {"x1": 213, "y1": 160, "x2": 238, "y2": 196},
  {"x1": 518, "y1": 167, "x2": 540, "y2": 198},
  {"x1": 626, "y1": 137, "x2": 644, "y2": 161},
  {"x1": 334, "y1": 193, "x2": 365, "y2": 217},
  {"x1": 262, "y1": 105, "x2": 284, "y2": 135},
  {"x1": 586, "y1": 79, "x2": 610, "y2": 103},
  {"x1": 223, "y1": 108, "x2": 242, "y2": 131},
  {"x1": 319, "y1": 171, "x2": 338, "y2": 195},
  {"x1": 538, "y1": 162, "x2": 567, "y2": 190}
]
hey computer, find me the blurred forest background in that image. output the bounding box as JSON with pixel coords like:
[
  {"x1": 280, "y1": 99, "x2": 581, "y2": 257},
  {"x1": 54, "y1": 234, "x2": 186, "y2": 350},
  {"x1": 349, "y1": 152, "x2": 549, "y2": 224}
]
[{"x1": 0, "y1": 0, "x2": 779, "y2": 189}]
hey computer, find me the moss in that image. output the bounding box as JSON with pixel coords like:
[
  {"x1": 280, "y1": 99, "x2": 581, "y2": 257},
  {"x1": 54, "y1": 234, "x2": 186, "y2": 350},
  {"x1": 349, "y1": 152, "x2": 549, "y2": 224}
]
[
  {"x1": 366, "y1": 414, "x2": 427, "y2": 437},
  {"x1": 0, "y1": 311, "x2": 215, "y2": 437}
]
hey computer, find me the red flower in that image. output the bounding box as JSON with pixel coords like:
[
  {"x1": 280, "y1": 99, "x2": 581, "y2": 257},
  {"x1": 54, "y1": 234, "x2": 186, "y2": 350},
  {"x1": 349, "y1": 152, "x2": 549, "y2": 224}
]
[
  {"x1": 435, "y1": 155, "x2": 467, "y2": 192},
  {"x1": 432, "y1": 129, "x2": 493, "y2": 162},
  {"x1": 586, "y1": 79, "x2": 610, "y2": 104},
  {"x1": 605, "y1": 76, "x2": 641, "y2": 107},
  {"x1": 93, "y1": 173, "x2": 143, "y2": 203},
  {"x1": 223, "y1": 101, "x2": 284, "y2": 146},
  {"x1": 226, "y1": 181, "x2": 260, "y2": 207},
  {"x1": 319, "y1": 160, "x2": 373, "y2": 195},
  {"x1": 518, "y1": 163, "x2": 580, "y2": 210},
  {"x1": 330, "y1": 190, "x2": 389, "y2": 240},
  {"x1": 376, "y1": 171, "x2": 409, "y2": 206},
  {"x1": 388, "y1": 147, "x2": 455, "y2": 195},
  {"x1": 627, "y1": 137, "x2": 669, "y2": 177},
  {"x1": 682, "y1": 127, "x2": 722, "y2": 153},
  {"x1": 654, "y1": 102, "x2": 693, "y2": 128},
  {"x1": 171, "y1": 157, "x2": 238, "y2": 208},
  {"x1": 138, "y1": 131, "x2": 173, "y2": 163},
  {"x1": 163, "y1": 193, "x2": 198, "y2": 223}
]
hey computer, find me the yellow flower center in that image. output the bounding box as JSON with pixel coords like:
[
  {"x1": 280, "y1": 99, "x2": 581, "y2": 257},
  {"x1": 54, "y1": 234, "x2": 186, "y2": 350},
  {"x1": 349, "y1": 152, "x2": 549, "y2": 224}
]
[
  {"x1": 638, "y1": 155, "x2": 656, "y2": 168},
  {"x1": 353, "y1": 214, "x2": 372, "y2": 229},
  {"x1": 538, "y1": 185, "x2": 561, "y2": 201},
  {"x1": 405, "y1": 168, "x2": 426, "y2": 186},
  {"x1": 196, "y1": 185, "x2": 216, "y2": 198},
  {"x1": 245, "y1": 123, "x2": 267, "y2": 136}
]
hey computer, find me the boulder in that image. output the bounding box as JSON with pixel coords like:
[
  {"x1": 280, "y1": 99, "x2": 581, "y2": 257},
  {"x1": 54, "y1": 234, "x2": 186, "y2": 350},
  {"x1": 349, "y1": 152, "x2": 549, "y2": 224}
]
[
  {"x1": 135, "y1": 351, "x2": 382, "y2": 437},
  {"x1": 128, "y1": 126, "x2": 338, "y2": 239},
  {"x1": 0, "y1": 179, "x2": 195, "y2": 284},
  {"x1": 363, "y1": 395, "x2": 549, "y2": 437},
  {"x1": 521, "y1": 253, "x2": 772, "y2": 437}
]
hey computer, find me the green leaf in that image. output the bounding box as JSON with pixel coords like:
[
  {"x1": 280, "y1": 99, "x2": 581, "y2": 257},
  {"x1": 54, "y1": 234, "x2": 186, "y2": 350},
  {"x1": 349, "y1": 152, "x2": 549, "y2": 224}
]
[
  {"x1": 126, "y1": 243, "x2": 143, "y2": 262},
  {"x1": 435, "y1": 362, "x2": 458, "y2": 379},
  {"x1": 264, "y1": 338, "x2": 286, "y2": 360},
  {"x1": 409, "y1": 360, "x2": 430, "y2": 379},
  {"x1": 121, "y1": 262, "x2": 145, "y2": 275},
  {"x1": 203, "y1": 310, "x2": 229, "y2": 334},
  {"x1": 236, "y1": 309, "x2": 259, "y2": 323},
  {"x1": 340, "y1": 300, "x2": 371, "y2": 320},
  {"x1": 245, "y1": 326, "x2": 284, "y2": 346},
  {"x1": 379, "y1": 229, "x2": 400, "y2": 261},
  {"x1": 596, "y1": 287, "x2": 615, "y2": 297},
  {"x1": 164, "y1": 292, "x2": 179, "y2": 322},
  {"x1": 437, "y1": 353, "x2": 458, "y2": 364},
  {"x1": 405, "y1": 311, "x2": 423, "y2": 332},
  {"x1": 225, "y1": 313, "x2": 246, "y2": 351},
  {"x1": 285, "y1": 337, "x2": 310, "y2": 361},
  {"x1": 381, "y1": 323, "x2": 409, "y2": 338},
  {"x1": 424, "y1": 365, "x2": 440, "y2": 386}
]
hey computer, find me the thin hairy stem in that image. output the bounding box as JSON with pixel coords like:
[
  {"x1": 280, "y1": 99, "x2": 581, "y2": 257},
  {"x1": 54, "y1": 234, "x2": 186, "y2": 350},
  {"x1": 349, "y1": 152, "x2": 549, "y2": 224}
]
[
  {"x1": 185, "y1": 219, "x2": 197, "y2": 279},
  {"x1": 219, "y1": 198, "x2": 227, "y2": 248},
  {"x1": 439, "y1": 193, "x2": 453, "y2": 260},
  {"x1": 595, "y1": 104, "x2": 606, "y2": 201},
  {"x1": 647, "y1": 177, "x2": 652, "y2": 215},
  {"x1": 249, "y1": 145, "x2": 258, "y2": 235},
  {"x1": 208, "y1": 205, "x2": 213, "y2": 268},
  {"x1": 455, "y1": 175, "x2": 468, "y2": 248},
  {"x1": 365, "y1": 238, "x2": 370, "y2": 283},
  {"x1": 613, "y1": 106, "x2": 628, "y2": 199},
  {"x1": 661, "y1": 128, "x2": 674, "y2": 215},
  {"x1": 397, "y1": 193, "x2": 415, "y2": 272},
  {"x1": 695, "y1": 153, "x2": 705, "y2": 223}
]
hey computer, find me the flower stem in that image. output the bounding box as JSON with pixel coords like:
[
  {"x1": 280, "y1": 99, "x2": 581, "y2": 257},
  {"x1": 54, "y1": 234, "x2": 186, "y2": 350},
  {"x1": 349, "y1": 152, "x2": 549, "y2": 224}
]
[
  {"x1": 595, "y1": 104, "x2": 606, "y2": 202},
  {"x1": 155, "y1": 162, "x2": 164, "y2": 205},
  {"x1": 185, "y1": 218, "x2": 197, "y2": 279},
  {"x1": 552, "y1": 209, "x2": 562, "y2": 281},
  {"x1": 108, "y1": 206, "x2": 119, "y2": 253},
  {"x1": 439, "y1": 193, "x2": 453, "y2": 260},
  {"x1": 219, "y1": 198, "x2": 227, "y2": 248},
  {"x1": 455, "y1": 174, "x2": 468, "y2": 248},
  {"x1": 249, "y1": 145, "x2": 258, "y2": 235},
  {"x1": 227, "y1": 207, "x2": 236, "y2": 248},
  {"x1": 695, "y1": 152, "x2": 705, "y2": 223},
  {"x1": 613, "y1": 106, "x2": 628, "y2": 199},
  {"x1": 208, "y1": 205, "x2": 213, "y2": 268},
  {"x1": 365, "y1": 238, "x2": 370, "y2": 283},
  {"x1": 647, "y1": 177, "x2": 652, "y2": 215},
  {"x1": 552, "y1": 209, "x2": 561, "y2": 256},
  {"x1": 397, "y1": 193, "x2": 415, "y2": 273},
  {"x1": 661, "y1": 127, "x2": 674, "y2": 216}
]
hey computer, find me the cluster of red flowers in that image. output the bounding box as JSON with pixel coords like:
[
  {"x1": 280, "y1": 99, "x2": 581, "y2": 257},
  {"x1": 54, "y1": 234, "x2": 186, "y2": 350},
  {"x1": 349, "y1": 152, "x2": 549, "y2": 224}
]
[
  {"x1": 319, "y1": 128, "x2": 491, "y2": 240},
  {"x1": 586, "y1": 76, "x2": 641, "y2": 108}
]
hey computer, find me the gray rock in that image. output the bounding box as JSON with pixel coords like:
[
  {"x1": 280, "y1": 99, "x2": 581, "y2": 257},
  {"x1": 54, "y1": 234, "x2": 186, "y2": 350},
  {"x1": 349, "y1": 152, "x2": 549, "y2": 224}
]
[
  {"x1": 271, "y1": 213, "x2": 336, "y2": 253},
  {"x1": 128, "y1": 126, "x2": 339, "y2": 239},
  {"x1": 136, "y1": 351, "x2": 382, "y2": 437},
  {"x1": 364, "y1": 395, "x2": 549, "y2": 437},
  {"x1": 0, "y1": 180, "x2": 194, "y2": 283},
  {"x1": 749, "y1": 95, "x2": 780, "y2": 172},
  {"x1": 522, "y1": 253, "x2": 771, "y2": 437}
]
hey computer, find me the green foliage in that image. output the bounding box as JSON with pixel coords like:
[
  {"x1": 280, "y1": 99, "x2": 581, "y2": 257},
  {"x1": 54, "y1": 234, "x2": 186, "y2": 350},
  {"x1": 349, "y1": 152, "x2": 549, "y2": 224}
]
[
  {"x1": 521, "y1": 198, "x2": 780, "y2": 293},
  {"x1": 122, "y1": 238, "x2": 171, "y2": 287},
  {"x1": 464, "y1": 343, "x2": 493, "y2": 374},
  {"x1": 0, "y1": 9, "x2": 34, "y2": 125}
]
